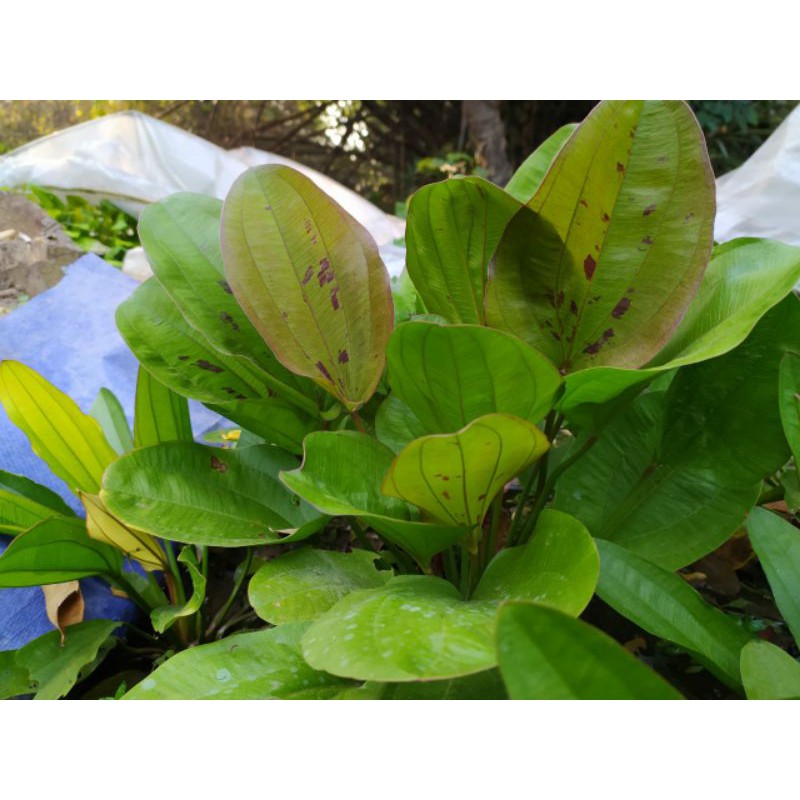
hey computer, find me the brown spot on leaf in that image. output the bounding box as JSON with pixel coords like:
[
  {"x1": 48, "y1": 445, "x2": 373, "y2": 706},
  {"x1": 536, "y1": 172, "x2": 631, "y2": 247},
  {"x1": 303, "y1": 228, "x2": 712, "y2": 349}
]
[
  {"x1": 331, "y1": 287, "x2": 340, "y2": 311},
  {"x1": 442, "y1": 490, "x2": 451, "y2": 500},
  {"x1": 210, "y1": 455, "x2": 228, "y2": 473},
  {"x1": 281, "y1": 311, "x2": 289, "y2": 321},
  {"x1": 550, "y1": 331, "x2": 561, "y2": 341},
  {"x1": 264, "y1": 205, "x2": 272, "y2": 211},
  {"x1": 223, "y1": 387, "x2": 237, "y2": 395},
  {"x1": 218, "y1": 280, "x2": 233, "y2": 295},
  {"x1": 555, "y1": 290, "x2": 565, "y2": 309},
  {"x1": 194, "y1": 360, "x2": 224, "y2": 373},
  {"x1": 657, "y1": 155, "x2": 669, "y2": 163},
  {"x1": 643, "y1": 204, "x2": 656, "y2": 216},
  {"x1": 612, "y1": 297, "x2": 631, "y2": 318},
  {"x1": 583, "y1": 255, "x2": 597, "y2": 280},
  {"x1": 684, "y1": 212, "x2": 695, "y2": 222},
  {"x1": 582, "y1": 328, "x2": 615, "y2": 356},
  {"x1": 338, "y1": 349, "x2": 349, "y2": 364},
  {"x1": 616, "y1": 162, "x2": 625, "y2": 173},
  {"x1": 318, "y1": 258, "x2": 335, "y2": 286},
  {"x1": 316, "y1": 361, "x2": 332, "y2": 382},
  {"x1": 301, "y1": 266, "x2": 314, "y2": 285},
  {"x1": 178, "y1": 355, "x2": 189, "y2": 361},
  {"x1": 219, "y1": 311, "x2": 240, "y2": 331},
  {"x1": 579, "y1": 199, "x2": 588, "y2": 208},
  {"x1": 641, "y1": 236, "x2": 653, "y2": 246},
  {"x1": 478, "y1": 494, "x2": 486, "y2": 501},
  {"x1": 569, "y1": 300, "x2": 579, "y2": 316},
  {"x1": 601, "y1": 212, "x2": 610, "y2": 222}
]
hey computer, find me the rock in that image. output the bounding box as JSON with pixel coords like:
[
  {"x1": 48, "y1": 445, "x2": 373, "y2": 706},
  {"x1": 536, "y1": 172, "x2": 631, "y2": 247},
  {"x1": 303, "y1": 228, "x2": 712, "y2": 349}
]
[{"x1": 0, "y1": 191, "x2": 83, "y2": 311}]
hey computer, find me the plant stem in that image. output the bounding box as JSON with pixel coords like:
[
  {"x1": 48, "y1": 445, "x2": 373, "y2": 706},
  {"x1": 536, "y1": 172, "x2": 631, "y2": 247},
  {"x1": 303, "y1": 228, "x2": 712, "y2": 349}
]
[
  {"x1": 196, "y1": 546, "x2": 210, "y2": 643},
  {"x1": 207, "y1": 547, "x2": 254, "y2": 638},
  {"x1": 518, "y1": 434, "x2": 599, "y2": 545},
  {"x1": 443, "y1": 546, "x2": 459, "y2": 587},
  {"x1": 350, "y1": 410, "x2": 367, "y2": 433},
  {"x1": 484, "y1": 494, "x2": 503, "y2": 568}
]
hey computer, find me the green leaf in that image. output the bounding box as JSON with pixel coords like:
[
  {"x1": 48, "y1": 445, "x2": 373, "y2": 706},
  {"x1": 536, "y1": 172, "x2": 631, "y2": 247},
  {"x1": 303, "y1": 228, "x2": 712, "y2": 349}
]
[
  {"x1": 81, "y1": 492, "x2": 166, "y2": 571},
  {"x1": 0, "y1": 516, "x2": 124, "y2": 587},
  {"x1": 747, "y1": 506, "x2": 800, "y2": 645},
  {"x1": 16, "y1": 619, "x2": 119, "y2": 699},
  {"x1": 221, "y1": 165, "x2": 394, "y2": 411},
  {"x1": 496, "y1": 602, "x2": 682, "y2": 699},
  {"x1": 281, "y1": 431, "x2": 467, "y2": 567},
  {"x1": 90, "y1": 387, "x2": 133, "y2": 455},
  {"x1": 0, "y1": 469, "x2": 74, "y2": 517},
  {"x1": 779, "y1": 351, "x2": 800, "y2": 466},
  {"x1": 505, "y1": 123, "x2": 577, "y2": 203},
  {"x1": 206, "y1": 396, "x2": 319, "y2": 455},
  {"x1": 302, "y1": 510, "x2": 594, "y2": 683},
  {"x1": 334, "y1": 671, "x2": 507, "y2": 699},
  {"x1": 556, "y1": 391, "x2": 760, "y2": 569},
  {"x1": 375, "y1": 393, "x2": 428, "y2": 454},
  {"x1": 248, "y1": 547, "x2": 391, "y2": 625},
  {"x1": 0, "y1": 361, "x2": 118, "y2": 494},
  {"x1": 383, "y1": 413, "x2": 549, "y2": 528},
  {"x1": 133, "y1": 366, "x2": 192, "y2": 448},
  {"x1": 102, "y1": 442, "x2": 327, "y2": 547},
  {"x1": 405, "y1": 176, "x2": 520, "y2": 324},
  {"x1": 117, "y1": 278, "x2": 281, "y2": 405},
  {"x1": 740, "y1": 640, "x2": 800, "y2": 700},
  {"x1": 560, "y1": 237, "x2": 800, "y2": 421},
  {"x1": 150, "y1": 547, "x2": 207, "y2": 634},
  {"x1": 123, "y1": 623, "x2": 351, "y2": 699},
  {"x1": 0, "y1": 485, "x2": 72, "y2": 537},
  {"x1": 0, "y1": 651, "x2": 33, "y2": 699},
  {"x1": 486, "y1": 100, "x2": 715, "y2": 372},
  {"x1": 386, "y1": 322, "x2": 562, "y2": 433},
  {"x1": 139, "y1": 193, "x2": 303, "y2": 392},
  {"x1": 473, "y1": 509, "x2": 598, "y2": 615},
  {"x1": 302, "y1": 575, "x2": 498, "y2": 682},
  {"x1": 594, "y1": 540, "x2": 752, "y2": 689}
]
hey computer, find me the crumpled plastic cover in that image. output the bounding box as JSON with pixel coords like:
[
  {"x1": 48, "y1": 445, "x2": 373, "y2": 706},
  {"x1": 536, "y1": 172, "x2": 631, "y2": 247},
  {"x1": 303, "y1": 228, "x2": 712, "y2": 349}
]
[
  {"x1": 0, "y1": 110, "x2": 406, "y2": 247},
  {"x1": 715, "y1": 104, "x2": 800, "y2": 246}
]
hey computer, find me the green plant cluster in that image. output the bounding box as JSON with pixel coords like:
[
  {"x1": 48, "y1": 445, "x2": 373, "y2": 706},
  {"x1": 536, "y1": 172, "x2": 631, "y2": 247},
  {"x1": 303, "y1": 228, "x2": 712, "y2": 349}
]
[
  {"x1": 2, "y1": 100, "x2": 800, "y2": 700},
  {"x1": 23, "y1": 185, "x2": 139, "y2": 267}
]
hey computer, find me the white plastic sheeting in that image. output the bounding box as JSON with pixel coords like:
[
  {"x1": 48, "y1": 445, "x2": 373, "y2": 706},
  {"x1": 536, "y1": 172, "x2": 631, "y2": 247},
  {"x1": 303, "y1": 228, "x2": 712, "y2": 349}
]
[
  {"x1": 715, "y1": 103, "x2": 800, "y2": 246},
  {"x1": 0, "y1": 110, "x2": 405, "y2": 247}
]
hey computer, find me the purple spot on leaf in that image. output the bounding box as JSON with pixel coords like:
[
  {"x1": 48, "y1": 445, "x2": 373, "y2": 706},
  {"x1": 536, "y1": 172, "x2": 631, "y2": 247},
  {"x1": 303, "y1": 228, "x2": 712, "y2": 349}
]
[
  {"x1": 218, "y1": 280, "x2": 233, "y2": 295},
  {"x1": 643, "y1": 204, "x2": 656, "y2": 216},
  {"x1": 315, "y1": 361, "x2": 332, "y2": 382},
  {"x1": 318, "y1": 258, "x2": 335, "y2": 286},
  {"x1": 569, "y1": 300, "x2": 579, "y2": 316},
  {"x1": 641, "y1": 236, "x2": 653, "y2": 246},
  {"x1": 331, "y1": 287, "x2": 340, "y2": 311},
  {"x1": 302, "y1": 266, "x2": 314, "y2": 285},
  {"x1": 338, "y1": 349, "x2": 349, "y2": 364},
  {"x1": 612, "y1": 297, "x2": 631, "y2": 318},
  {"x1": 584, "y1": 255, "x2": 597, "y2": 280},
  {"x1": 194, "y1": 360, "x2": 224, "y2": 374}
]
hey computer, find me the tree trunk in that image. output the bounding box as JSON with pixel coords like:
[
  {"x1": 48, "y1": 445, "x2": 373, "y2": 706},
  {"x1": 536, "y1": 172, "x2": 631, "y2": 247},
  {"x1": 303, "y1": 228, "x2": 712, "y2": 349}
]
[{"x1": 463, "y1": 100, "x2": 513, "y2": 186}]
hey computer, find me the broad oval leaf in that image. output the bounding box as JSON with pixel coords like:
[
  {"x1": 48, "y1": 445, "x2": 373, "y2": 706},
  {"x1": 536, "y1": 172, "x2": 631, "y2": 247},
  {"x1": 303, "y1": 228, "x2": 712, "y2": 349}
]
[
  {"x1": 0, "y1": 361, "x2": 117, "y2": 494},
  {"x1": 496, "y1": 601, "x2": 682, "y2": 699},
  {"x1": 561, "y1": 237, "x2": 800, "y2": 420},
  {"x1": 386, "y1": 322, "x2": 562, "y2": 433},
  {"x1": 747, "y1": 506, "x2": 800, "y2": 645},
  {"x1": 140, "y1": 192, "x2": 303, "y2": 392},
  {"x1": 0, "y1": 481, "x2": 73, "y2": 537},
  {"x1": 504, "y1": 123, "x2": 578, "y2": 203},
  {"x1": 375, "y1": 393, "x2": 428, "y2": 454},
  {"x1": 486, "y1": 100, "x2": 715, "y2": 372},
  {"x1": 102, "y1": 442, "x2": 327, "y2": 547},
  {"x1": 123, "y1": 623, "x2": 351, "y2": 700},
  {"x1": 248, "y1": 547, "x2": 391, "y2": 625},
  {"x1": 0, "y1": 469, "x2": 74, "y2": 517},
  {"x1": 405, "y1": 176, "x2": 520, "y2": 324},
  {"x1": 16, "y1": 619, "x2": 119, "y2": 700},
  {"x1": 473, "y1": 508, "x2": 598, "y2": 615},
  {"x1": 741, "y1": 640, "x2": 800, "y2": 700},
  {"x1": 383, "y1": 413, "x2": 549, "y2": 528},
  {"x1": 594, "y1": 539, "x2": 752, "y2": 689},
  {"x1": 117, "y1": 278, "x2": 285, "y2": 405},
  {"x1": 221, "y1": 164, "x2": 393, "y2": 410},
  {"x1": 556, "y1": 391, "x2": 760, "y2": 570},
  {"x1": 281, "y1": 431, "x2": 467, "y2": 567},
  {"x1": 333, "y1": 671, "x2": 508, "y2": 700},
  {"x1": 302, "y1": 575, "x2": 498, "y2": 682},
  {"x1": 0, "y1": 516, "x2": 124, "y2": 587}
]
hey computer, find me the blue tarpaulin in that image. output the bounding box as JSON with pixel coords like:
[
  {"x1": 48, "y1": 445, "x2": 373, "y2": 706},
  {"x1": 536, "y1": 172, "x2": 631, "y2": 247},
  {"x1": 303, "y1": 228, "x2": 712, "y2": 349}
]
[{"x1": 0, "y1": 253, "x2": 218, "y2": 650}]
